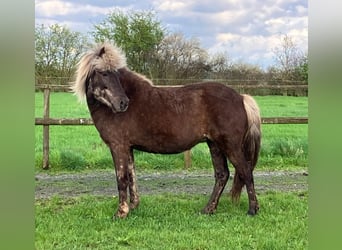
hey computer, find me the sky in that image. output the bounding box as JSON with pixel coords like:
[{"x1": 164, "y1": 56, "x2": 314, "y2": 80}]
[{"x1": 35, "y1": 0, "x2": 308, "y2": 69}]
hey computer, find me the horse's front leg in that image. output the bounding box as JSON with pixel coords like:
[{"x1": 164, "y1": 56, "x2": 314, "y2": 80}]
[
  {"x1": 128, "y1": 149, "x2": 140, "y2": 210},
  {"x1": 110, "y1": 146, "x2": 130, "y2": 219}
]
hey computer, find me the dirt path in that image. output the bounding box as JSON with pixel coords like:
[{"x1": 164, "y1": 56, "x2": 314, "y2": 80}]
[{"x1": 35, "y1": 169, "x2": 308, "y2": 199}]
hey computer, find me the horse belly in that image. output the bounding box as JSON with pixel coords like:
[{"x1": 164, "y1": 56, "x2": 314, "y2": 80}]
[
  {"x1": 133, "y1": 140, "x2": 201, "y2": 154},
  {"x1": 133, "y1": 127, "x2": 205, "y2": 154}
]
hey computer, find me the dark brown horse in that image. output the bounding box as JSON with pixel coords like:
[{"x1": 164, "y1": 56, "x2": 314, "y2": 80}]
[{"x1": 72, "y1": 42, "x2": 261, "y2": 219}]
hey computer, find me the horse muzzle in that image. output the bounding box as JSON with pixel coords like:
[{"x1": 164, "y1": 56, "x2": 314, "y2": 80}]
[{"x1": 112, "y1": 97, "x2": 129, "y2": 113}]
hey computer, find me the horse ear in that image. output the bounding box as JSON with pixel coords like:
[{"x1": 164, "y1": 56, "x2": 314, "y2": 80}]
[{"x1": 98, "y1": 46, "x2": 105, "y2": 57}]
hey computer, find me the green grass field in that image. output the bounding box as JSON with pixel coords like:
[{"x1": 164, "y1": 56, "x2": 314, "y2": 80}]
[
  {"x1": 35, "y1": 93, "x2": 308, "y2": 172},
  {"x1": 35, "y1": 192, "x2": 308, "y2": 249}
]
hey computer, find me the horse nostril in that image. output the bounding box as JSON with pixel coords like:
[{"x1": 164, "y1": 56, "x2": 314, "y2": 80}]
[{"x1": 120, "y1": 100, "x2": 129, "y2": 111}]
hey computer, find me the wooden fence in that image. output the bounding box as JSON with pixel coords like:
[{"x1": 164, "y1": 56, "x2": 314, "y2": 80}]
[{"x1": 35, "y1": 85, "x2": 308, "y2": 169}]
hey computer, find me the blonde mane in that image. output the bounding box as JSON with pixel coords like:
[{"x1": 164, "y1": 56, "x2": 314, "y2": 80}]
[{"x1": 71, "y1": 42, "x2": 127, "y2": 102}]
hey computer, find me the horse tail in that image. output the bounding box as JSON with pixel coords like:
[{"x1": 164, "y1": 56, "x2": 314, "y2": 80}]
[
  {"x1": 231, "y1": 94, "x2": 261, "y2": 203},
  {"x1": 241, "y1": 94, "x2": 261, "y2": 169}
]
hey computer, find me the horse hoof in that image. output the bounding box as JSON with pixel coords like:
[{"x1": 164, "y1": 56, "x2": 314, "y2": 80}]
[
  {"x1": 113, "y1": 212, "x2": 128, "y2": 220},
  {"x1": 129, "y1": 202, "x2": 139, "y2": 210},
  {"x1": 247, "y1": 209, "x2": 258, "y2": 216},
  {"x1": 113, "y1": 202, "x2": 129, "y2": 219},
  {"x1": 201, "y1": 207, "x2": 215, "y2": 215},
  {"x1": 129, "y1": 199, "x2": 140, "y2": 210}
]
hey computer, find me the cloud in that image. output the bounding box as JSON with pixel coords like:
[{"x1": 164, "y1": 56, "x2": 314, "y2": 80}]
[
  {"x1": 265, "y1": 16, "x2": 308, "y2": 34},
  {"x1": 35, "y1": 0, "x2": 73, "y2": 17},
  {"x1": 209, "y1": 10, "x2": 246, "y2": 25},
  {"x1": 35, "y1": 0, "x2": 112, "y2": 17},
  {"x1": 210, "y1": 32, "x2": 284, "y2": 67},
  {"x1": 35, "y1": 0, "x2": 132, "y2": 32},
  {"x1": 35, "y1": 0, "x2": 308, "y2": 68},
  {"x1": 155, "y1": 0, "x2": 189, "y2": 12},
  {"x1": 216, "y1": 33, "x2": 241, "y2": 44}
]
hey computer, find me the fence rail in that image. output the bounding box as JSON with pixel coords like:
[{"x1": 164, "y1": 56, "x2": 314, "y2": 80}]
[
  {"x1": 35, "y1": 85, "x2": 308, "y2": 169},
  {"x1": 35, "y1": 117, "x2": 308, "y2": 126},
  {"x1": 35, "y1": 84, "x2": 308, "y2": 92}
]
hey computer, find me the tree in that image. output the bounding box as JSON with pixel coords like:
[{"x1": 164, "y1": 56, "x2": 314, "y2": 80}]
[
  {"x1": 92, "y1": 9, "x2": 165, "y2": 75},
  {"x1": 228, "y1": 62, "x2": 264, "y2": 82},
  {"x1": 272, "y1": 34, "x2": 307, "y2": 82},
  {"x1": 153, "y1": 32, "x2": 209, "y2": 82},
  {"x1": 295, "y1": 53, "x2": 308, "y2": 82},
  {"x1": 35, "y1": 24, "x2": 89, "y2": 84},
  {"x1": 207, "y1": 52, "x2": 232, "y2": 78}
]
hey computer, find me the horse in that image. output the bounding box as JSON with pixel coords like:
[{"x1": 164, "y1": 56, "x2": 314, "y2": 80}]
[{"x1": 72, "y1": 42, "x2": 261, "y2": 219}]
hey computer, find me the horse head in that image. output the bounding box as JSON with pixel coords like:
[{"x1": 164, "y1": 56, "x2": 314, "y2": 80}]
[
  {"x1": 74, "y1": 44, "x2": 129, "y2": 113},
  {"x1": 87, "y1": 69, "x2": 129, "y2": 113},
  {"x1": 87, "y1": 46, "x2": 129, "y2": 113}
]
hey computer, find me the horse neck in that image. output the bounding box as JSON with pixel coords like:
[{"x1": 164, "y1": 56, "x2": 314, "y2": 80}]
[{"x1": 118, "y1": 68, "x2": 153, "y2": 95}]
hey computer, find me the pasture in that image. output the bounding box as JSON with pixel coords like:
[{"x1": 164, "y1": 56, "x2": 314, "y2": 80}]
[
  {"x1": 35, "y1": 93, "x2": 308, "y2": 172},
  {"x1": 35, "y1": 92, "x2": 308, "y2": 249},
  {"x1": 35, "y1": 192, "x2": 307, "y2": 249}
]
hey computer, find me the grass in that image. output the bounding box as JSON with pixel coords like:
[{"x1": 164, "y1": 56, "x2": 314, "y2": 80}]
[
  {"x1": 35, "y1": 93, "x2": 308, "y2": 172},
  {"x1": 254, "y1": 96, "x2": 308, "y2": 118},
  {"x1": 35, "y1": 191, "x2": 308, "y2": 249}
]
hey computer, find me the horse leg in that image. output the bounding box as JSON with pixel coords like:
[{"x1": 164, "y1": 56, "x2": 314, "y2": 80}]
[
  {"x1": 127, "y1": 149, "x2": 140, "y2": 210},
  {"x1": 228, "y1": 150, "x2": 259, "y2": 215},
  {"x1": 110, "y1": 147, "x2": 130, "y2": 219},
  {"x1": 202, "y1": 141, "x2": 230, "y2": 214}
]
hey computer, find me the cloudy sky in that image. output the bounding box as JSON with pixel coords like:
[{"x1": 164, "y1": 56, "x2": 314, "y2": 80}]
[{"x1": 35, "y1": 0, "x2": 308, "y2": 69}]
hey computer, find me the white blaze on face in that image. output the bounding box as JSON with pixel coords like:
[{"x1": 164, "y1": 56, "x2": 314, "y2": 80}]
[{"x1": 93, "y1": 87, "x2": 112, "y2": 108}]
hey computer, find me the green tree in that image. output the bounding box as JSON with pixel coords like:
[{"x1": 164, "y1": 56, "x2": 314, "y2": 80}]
[
  {"x1": 35, "y1": 24, "x2": 89, "y2": 84},
  {"x1": 92, "y1": 9, "x2": 165, "y2": 75}
]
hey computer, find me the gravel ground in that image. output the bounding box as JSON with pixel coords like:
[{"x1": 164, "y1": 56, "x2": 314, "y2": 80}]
[{"x1": 35, "y1": 169, "x2": 308, "y2": 199}]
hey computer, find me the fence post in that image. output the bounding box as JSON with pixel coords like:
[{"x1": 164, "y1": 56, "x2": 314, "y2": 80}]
[
  {"x1": 184, "y1": 150, "x2": 192, "y2": 169},
  {"x1": 42, "y1": 87, "x2": 50, "y2": 169}
]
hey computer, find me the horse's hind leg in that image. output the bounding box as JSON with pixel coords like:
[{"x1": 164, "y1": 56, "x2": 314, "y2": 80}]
[
  {"x1": 228, "y1": 150, "x2": 259, "y2": 215},
  {"x1": 128, "y1": 149, "x2": 140, "y2": 210},
  {"x1": 202, "y1": 141, "x2": 230, "y2": 214}
]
